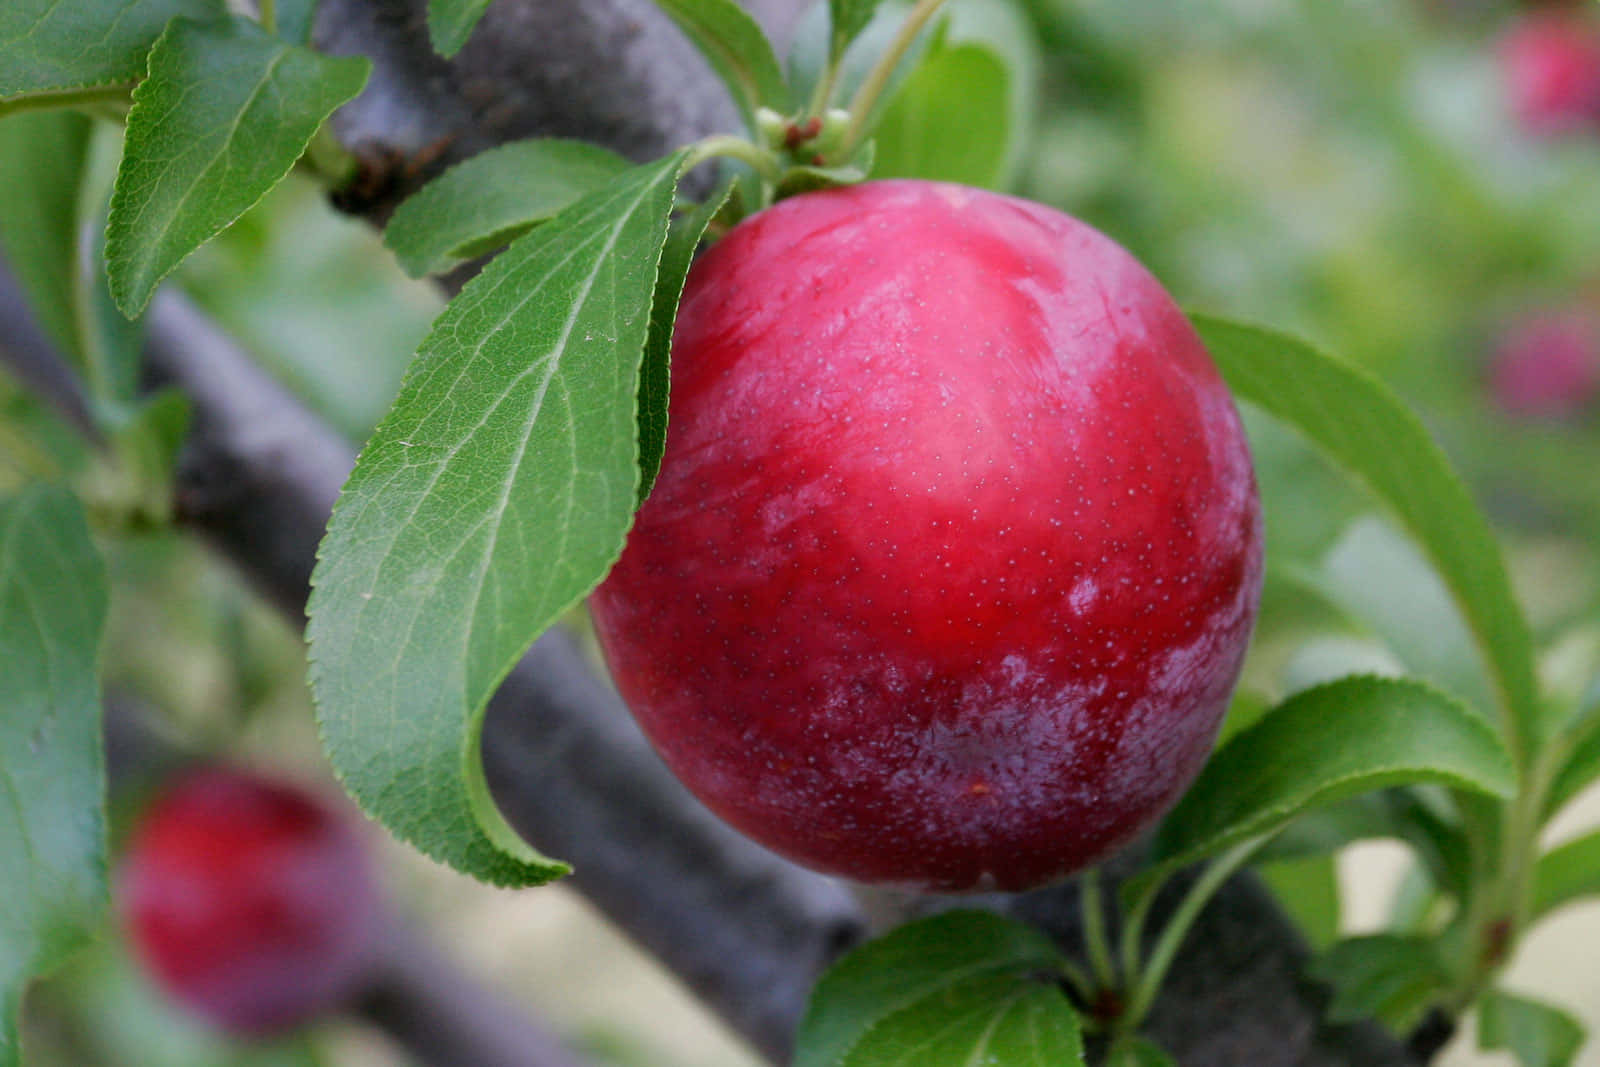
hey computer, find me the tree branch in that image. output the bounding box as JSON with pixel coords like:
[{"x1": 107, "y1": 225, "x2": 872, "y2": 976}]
[
  {"x1": 357, "y1": 915, "x2": 593, "y2": 1067},
  {"x1": 313, "y1": 0, "x2": 806, "y2": 217}
]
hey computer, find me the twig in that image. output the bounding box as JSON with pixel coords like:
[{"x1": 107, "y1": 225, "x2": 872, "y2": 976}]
[{"x1": 358, "y1": 914, "x2": 592, "y2": 1067}]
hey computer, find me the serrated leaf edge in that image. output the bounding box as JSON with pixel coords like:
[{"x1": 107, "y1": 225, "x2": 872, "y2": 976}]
[
  {"x1": 305, "y1": 152, "x2": 688, "y2": 888},
  {"x1": 103, "y1": 17, "x2": 370, "y2": 317},
  {"x1": 1151, "y1": 674, "x2": 1516, "y2": 880},
  {"x1": 1191, "y1": 313, "x2": 1541, "y2": 768},
  {"x1": 382, "y1": 137, "x2": 631, "y2": 278},
  {"x1": 800, "y1": 913, "x2": 1067, "y2": 1067}
]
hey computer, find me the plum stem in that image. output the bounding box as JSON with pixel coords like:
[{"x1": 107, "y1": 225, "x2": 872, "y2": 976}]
[
  {"x1": 1120, "y1": 837, "x2": 1267, "y2": 1031},
  {"x1": 683, "y1": 134, "x2": 782, "y2": 185},
  {"x1": 1118, "y1": 880, "x2": 1155, "y2": 989},
  {"x1": 1079, "y1": 867, "x2": 1119, "y2": 992}
]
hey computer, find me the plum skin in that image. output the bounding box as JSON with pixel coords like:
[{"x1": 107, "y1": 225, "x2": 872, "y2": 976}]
[
  {"x1": 590, "y1": 180, "x2": 1263, "y2": 893},
  {"x1": 118, "y1": 767, "x2": 380, "y2": 1035}
]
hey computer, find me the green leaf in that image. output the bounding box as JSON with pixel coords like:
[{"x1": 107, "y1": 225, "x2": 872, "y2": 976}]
[
  {"x1": 103, "y1": 389, "x2": 193, "y2": 525},
  {"x1": 1194, "y1": 315, "x2": 1542, "y2": 769},
  {"x1": 789, "y1": 2, "x2": 940, "y2": 123},
  {"x1": 0, "y1": 110, "x2": 145, "y2": 416},
  {"x1": 1545, "y1": 693, "x2": 1600, "y2": 818},
  {"x1": 1373, "y1": 789, "x2": 1473, "y2": 897},
  {"x1": 79, "y1": 208, "x2": 149, "y2": 412},
  {"x1": 1315, "y1": 518, "x2": 1497, "y2": 722},
  {"x1": 1105, "y1": 1036, "x2": 1177, "y2": 1067},
  {"x1": 795, "y1": 911, "x2": 1075, "y2": 1067},
  {"x1": 0, "y1": 376, "x2": 92, "y2": 487},
  {"x1": 0, "y1": 0, "x2": 219, "y2": 99},
  {"x1": 1257, "y1": 854, "x2": 1341, "y2": 951},
  {"x1": 1479, "y1": 989, "x2": 1584, "y2": 1067},
  {"x1": 867, "y1": 978, "x2": 1081, "y2": 1066},
  {"x1": 870, "y1": 42, "x2": 1010, "y2": 189},
  {"x1": 843, "y1": 972, "x2": 1081, "y2": 1067},
  {"x1": 1255, "y1": 792, "x2": 1399, "y2": 862},
  {"x1": 0, "y1": 117, "x2": 142, "y2": 421},
  {"x1": 1530, "y1": 828, "x2": 1600, "y2": 921},
  {"x1": 104, "y1": 16, "x2": 370, "y2": 317},
  {"x1": 638, "y1": 184, "x2": 728, "y2": 504},
  {"x1": 307, "y1": 151, "x2": 686, "y2": 887},
  {"x1": 829, "y1": 0, "x2": 883, "y2": 62},
  {"x1": 1306, "y1": 935, "x2": 1446, "y2": 1032},
  {"x1": 1386, "y1": 860, "x2": 1441, "y2": 934},
  {"x1": 1216, "y1": 686, "x2": 1273, "y2": 747},
  {"x1": 930, "y1": 0, "x2": 1039, "y2": 187},
  {"x1": 384, "y1": 139, "x2": 631, "y2": 278},
  {"x1": 1261, "y1": 785, "x2": 1470, "y2": 901},
  {"x1": 775, "y1": 142, "x2": 875, "y2": 199},
  {"x1": 651, "y1": 0, "x2": 788, "y2": 133},
  {"x1": 427, "y1": 0, "x2": 490, "y2": 58},
  {"x1": 1150, "y1": 676, "x2": 1516, "y2": 878},
  {"x1": 0, "y1": 485, "x2": 109, "y2": 1067},
  {"x1": 0, "y1": 112, "x2": 91, "y2": 360},
  {"x1": 50, "y1": 938, "x2": 325, "y2": 1067},
  {"x1": 275, "y1": 0, "x2": 318, "y2": 46}
]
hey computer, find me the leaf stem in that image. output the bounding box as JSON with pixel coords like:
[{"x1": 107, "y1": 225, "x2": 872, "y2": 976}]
[
  {"x1": 682, "y1": 134, "x2": 783, "y2": 217},
  {"x1": 1079, "y1": 867, "x2": 1119, "y2": 991},
  {"x1": 259, "y1": 0, "x2": 277, "y2": 36},
  {"x1": 1442, "y1": 708, "x2": 1575, "y2": 1011},
  {"x1": 69, "y1": 127, "x2": 129, "y2": 423},
  {"x1": 1120, "y1": 838, "x2": 1266, "y2": 1031},
  {"x1": 834, "y1": 0, "x2": 949, "y2": 160},
  {"x1": 1056, "y1": 956, "x2": 1098, "y2": 1006},
  {"x1": 1483, "y1": 736, "x2": 1564, "y2": 965}
]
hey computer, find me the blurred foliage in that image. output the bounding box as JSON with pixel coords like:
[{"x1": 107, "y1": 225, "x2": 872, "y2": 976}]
[
  {"x1": 1018, "y1": 0, "x2": 1600, "y2": 566},
  {"x1": 23, "y1": 935, "x2": 326, "y2": 1067},
  {"x1": 178, "y1": 175, "x2": 439, "y2": 441}
]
